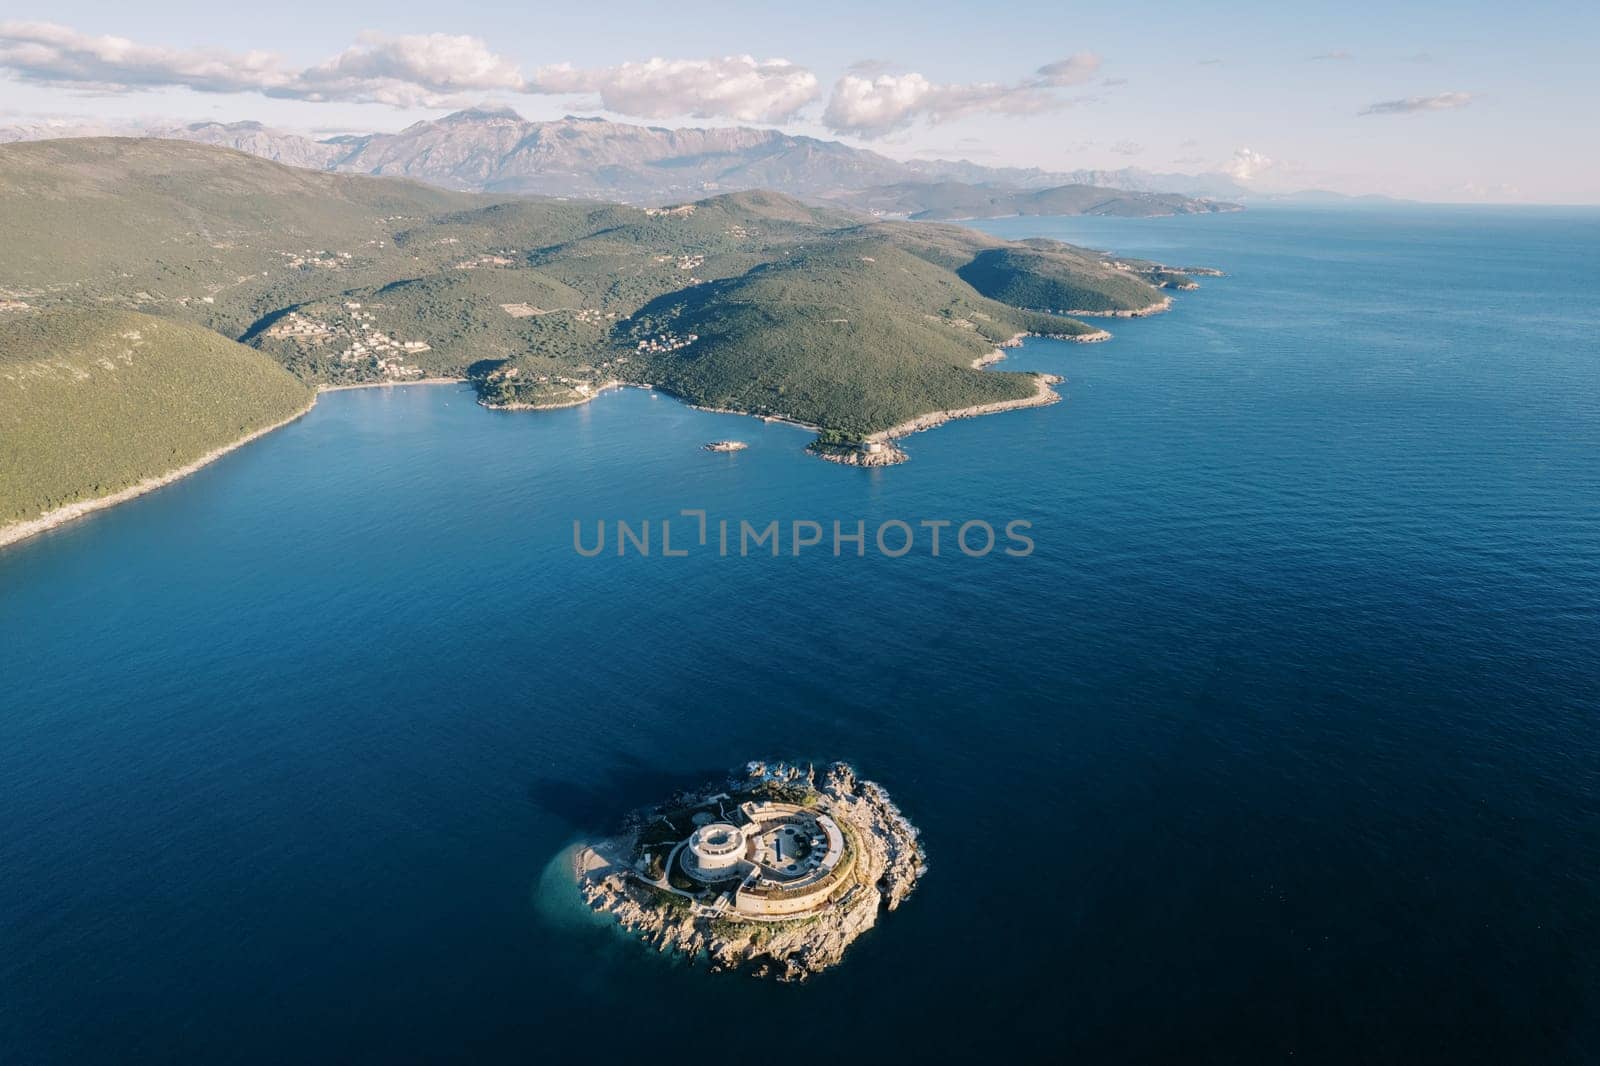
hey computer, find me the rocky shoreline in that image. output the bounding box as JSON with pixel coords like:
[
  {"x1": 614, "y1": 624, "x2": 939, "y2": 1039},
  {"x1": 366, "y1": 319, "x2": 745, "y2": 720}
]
[
  {"x1": 574, "y1": 761, "x2": 924, "y2": 981},
  {"x1": 973, "y1": 328, "x2": 1109, "y2": 370},
  {"x1": 808, "y1": 371, "x2": 1063, "y2": 467},
  {"x1": 1067, "y1": 295, "x2": 1174, "y2": 318},
  {"x1": 806, "y1": 440, "x2": 909, "y2": 467}
]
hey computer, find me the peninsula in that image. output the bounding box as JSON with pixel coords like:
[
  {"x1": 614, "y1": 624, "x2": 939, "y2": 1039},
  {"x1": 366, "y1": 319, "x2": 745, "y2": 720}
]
[
  {"x1": 575, "y1": 761, "x2": 923, "y2": 981},
  {"x1": 0, "y1": 137, "x2": 1218, "y2": 546}
]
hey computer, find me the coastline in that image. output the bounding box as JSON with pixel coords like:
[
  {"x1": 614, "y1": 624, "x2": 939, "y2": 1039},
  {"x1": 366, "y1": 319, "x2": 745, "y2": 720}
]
[
  {"x1": 6, "y1": 321, "x2": 1135, "y2": 546},
  {"x1": 477, "y1": 379, "x2": 628, "y2": 411},
  {"x1": 1066, "y1": 296, "x2": 1173, "y2": 318},
  {"x1": 971, "y1": 328, "x2": 1109, "y2": 369},
  {"x1": 872, "y1": 371, "x2": 1063, "y2": 443},
  {"x1": 813, "y1": 329, "x2": 1080, "y2": 466},
  {"x1": 808, "y1": 373, "x2": 1063, "y2": 468},
  {"x1": 478, "y1": 327, "x2": 1117, "y2": 467},
  {"x1": 687, "y1": 402, "x2": 821, "y2": 433},
  {"x1": 1, "y1": 377, "x2": 473, "y2": 552},
  {"x1": 316, "y1": 376, "x2": 466, "y2": 393},
  {"x1": 0, "y1": 396, "x2": 317, "y2": 551}
]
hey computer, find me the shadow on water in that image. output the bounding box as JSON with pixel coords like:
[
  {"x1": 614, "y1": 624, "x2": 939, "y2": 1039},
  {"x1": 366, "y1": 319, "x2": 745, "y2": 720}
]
[{"x1": 525, "y1": 753, "x2": 730, "y2": 832}]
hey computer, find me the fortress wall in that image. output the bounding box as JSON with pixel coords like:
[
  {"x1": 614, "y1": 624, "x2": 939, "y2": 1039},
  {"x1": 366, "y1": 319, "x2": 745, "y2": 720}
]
[{"x1": 733, "y1": 848, "x2": 857, "y2": 917}]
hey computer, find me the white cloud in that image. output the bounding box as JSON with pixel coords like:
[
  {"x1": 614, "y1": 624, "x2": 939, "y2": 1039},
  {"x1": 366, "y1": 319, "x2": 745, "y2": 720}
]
[
  {"x1": 0, "y1": 20, "x2": 289, "y2": 95},
  {"x1": 0, "y1": 22, "x2": 521, "y2": 107},
  {"x1": 1224, "y1": 147, "x2": 1276, "y2": 181},
  {"x1": 532, "y1": 56, "x2": 818, "y2": 123},
  {"x1": 1311, "y1": 50, "x2": 1355, "y2": 61},
  {"x1": 1360, "y1": 90, "x2": 1471, "y2": 115},
  {"x1": 821, "y1": 54, "x2": 1100, "y2": 138},
  {"x1": 0, "y1": 23, "x2": 816, "y2": 120},
  {"x1": 291, "y1": 33, "x2": 525, "y2": 107},
  {"x1": 1109, "y1": 140, "x2": 1143, "y2": 156}
]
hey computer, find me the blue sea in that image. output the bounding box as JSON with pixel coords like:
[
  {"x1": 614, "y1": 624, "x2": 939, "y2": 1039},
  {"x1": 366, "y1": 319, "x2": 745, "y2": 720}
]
[{"x1": 2, "y1": 206, "x2": 1598, "y2": 1064}]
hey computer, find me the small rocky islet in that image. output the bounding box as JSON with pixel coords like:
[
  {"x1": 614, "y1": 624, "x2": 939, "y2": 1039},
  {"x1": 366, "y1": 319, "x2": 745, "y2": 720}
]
[{"x1": 573, "y1": 761, "x2": 924, "y2": 981}]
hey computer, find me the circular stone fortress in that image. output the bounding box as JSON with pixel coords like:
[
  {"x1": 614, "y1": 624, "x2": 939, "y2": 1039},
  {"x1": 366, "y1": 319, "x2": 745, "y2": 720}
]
[
  {"x1": 679, "y1": 801, "x2": 852, "y2": 917},
  {"x1": 573, "y1": 761, "x2": 923, "y2": 980}
]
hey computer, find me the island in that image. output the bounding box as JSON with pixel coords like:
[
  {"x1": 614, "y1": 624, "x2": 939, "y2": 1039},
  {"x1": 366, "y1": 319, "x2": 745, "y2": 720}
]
[
  {"x1": 575, "y1": 760, "x2": 923, "y2": 981},
  {"x1": 702, "y1": 440, "x2": 748, "y2": 452}
]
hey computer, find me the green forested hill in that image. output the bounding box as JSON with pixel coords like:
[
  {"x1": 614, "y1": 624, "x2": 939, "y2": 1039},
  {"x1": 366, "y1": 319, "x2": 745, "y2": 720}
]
[
  {"x1": 624, "y1": 240, "x2": 1102, "y2": 435},
  {"x1": 0, "y1": 309, "x2": 311, "y2": 527},
  {"x1": 0, "y1": 138, "x2": 1205, "y2": 486},
  {"x1": 0, "y1": 138, "x2": 491, "y2": 336}
]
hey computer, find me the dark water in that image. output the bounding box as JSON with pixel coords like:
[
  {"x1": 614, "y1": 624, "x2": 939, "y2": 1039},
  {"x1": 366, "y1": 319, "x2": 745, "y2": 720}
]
[{"x1": 2, "y1": 207, "x2": 1598, "y2": 1064}]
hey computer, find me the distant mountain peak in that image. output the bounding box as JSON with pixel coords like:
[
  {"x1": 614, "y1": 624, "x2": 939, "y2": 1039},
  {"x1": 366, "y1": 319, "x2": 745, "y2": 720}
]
[
  {"x1": 183, "y1": 120, "x2": 265, "y2": 132},
  {"x1": 441, "y1": 106, "x2": 525, "y2": 123}
]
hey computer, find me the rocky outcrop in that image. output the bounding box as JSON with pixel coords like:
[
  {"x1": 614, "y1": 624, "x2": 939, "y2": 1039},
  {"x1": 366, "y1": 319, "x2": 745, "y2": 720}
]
[
  {"x1": 575, "y1": 761, "x2": 924, "y2": 981},
  {"x1": 806, "y1": 441, "x2": 909, "y2": 467}
]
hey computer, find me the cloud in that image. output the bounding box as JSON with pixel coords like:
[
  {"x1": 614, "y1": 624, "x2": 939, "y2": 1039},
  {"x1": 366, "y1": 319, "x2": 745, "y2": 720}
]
[
  {"x1": 1198, "y1": 58, "x2": 1224, "y2": 66},
  {"x1": 0, "y1": 20, "x2": 290, "y2": 95},
  {"x1": 1109, "y1": 140, "x2": 1143, "y2": 156},
  {"x1": 1311, "y1": 50, "x2": 1355, "y2": 61},
  {"x1": 1034, "y1": 53, "x2": 1102, "y2": 86},
  {"x1": 0, "y1": 22, "x2": 817, "y2": 120},
  {"x1": 290, "y1": 33, "x2": 526, "y2": 107},
  {"x1": 1101, "y1": 77, "x2": 1129, "y2": 87},
  {"x1": 1224, "y1": 147, "x2": 1276, "y2": 181},
  {"x1": 0, "y1": 21, "x2": 522, "y2": 107},
  {"x1": 822, "y1": 53, "x2": 1101, "y2": 137},
  {"x1": 823, "y1": 72, "x2": 1049, "y2": 136},
  {"x1": 1359, "y1": 90, "x2": 1470, "y2": 115},
  {"x1": 531, "y1": 56, "x2": 818, "y2": 123}
]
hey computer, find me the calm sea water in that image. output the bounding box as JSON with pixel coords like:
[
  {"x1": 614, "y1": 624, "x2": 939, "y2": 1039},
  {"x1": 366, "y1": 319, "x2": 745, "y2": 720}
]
[{"x1": 2, "y1": 207, "x2": 1598, "y2": 1064}]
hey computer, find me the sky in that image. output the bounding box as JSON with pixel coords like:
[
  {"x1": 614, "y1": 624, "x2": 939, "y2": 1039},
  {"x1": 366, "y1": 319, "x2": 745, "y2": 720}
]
[{"x1": 1, "y1": 1, "x2": 1596, "y2": 203}]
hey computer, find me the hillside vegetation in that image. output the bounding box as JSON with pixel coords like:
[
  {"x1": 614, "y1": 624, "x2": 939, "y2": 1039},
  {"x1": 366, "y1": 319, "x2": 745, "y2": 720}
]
[
  {"x1": 626, "y1": 240, "x2": 1099, "y2": 435},
  {"x1": 0, "y1": 309, "x2": 311, "y2": 527},
  {"x1": 0, "y1": 138, "x2": 1212, "y2": 502}
]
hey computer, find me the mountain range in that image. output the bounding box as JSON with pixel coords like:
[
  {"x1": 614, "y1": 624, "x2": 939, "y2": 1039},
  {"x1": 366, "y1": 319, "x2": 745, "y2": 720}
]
[
  {"x1": 0, "y1": 108, "x2": 1251, "y2": 206},
  {"x1": 830, "y1": 181, "x2": 1242, "y2": 221}
]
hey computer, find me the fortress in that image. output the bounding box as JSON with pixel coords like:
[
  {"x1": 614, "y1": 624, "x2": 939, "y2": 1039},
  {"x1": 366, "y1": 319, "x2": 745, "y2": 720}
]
[
  {"x1": 575, "y1": 761, "x2": 923, "y2": 979},
  {"x1": 676, "y1": 800, "x2": 854, "y2": 918}
]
